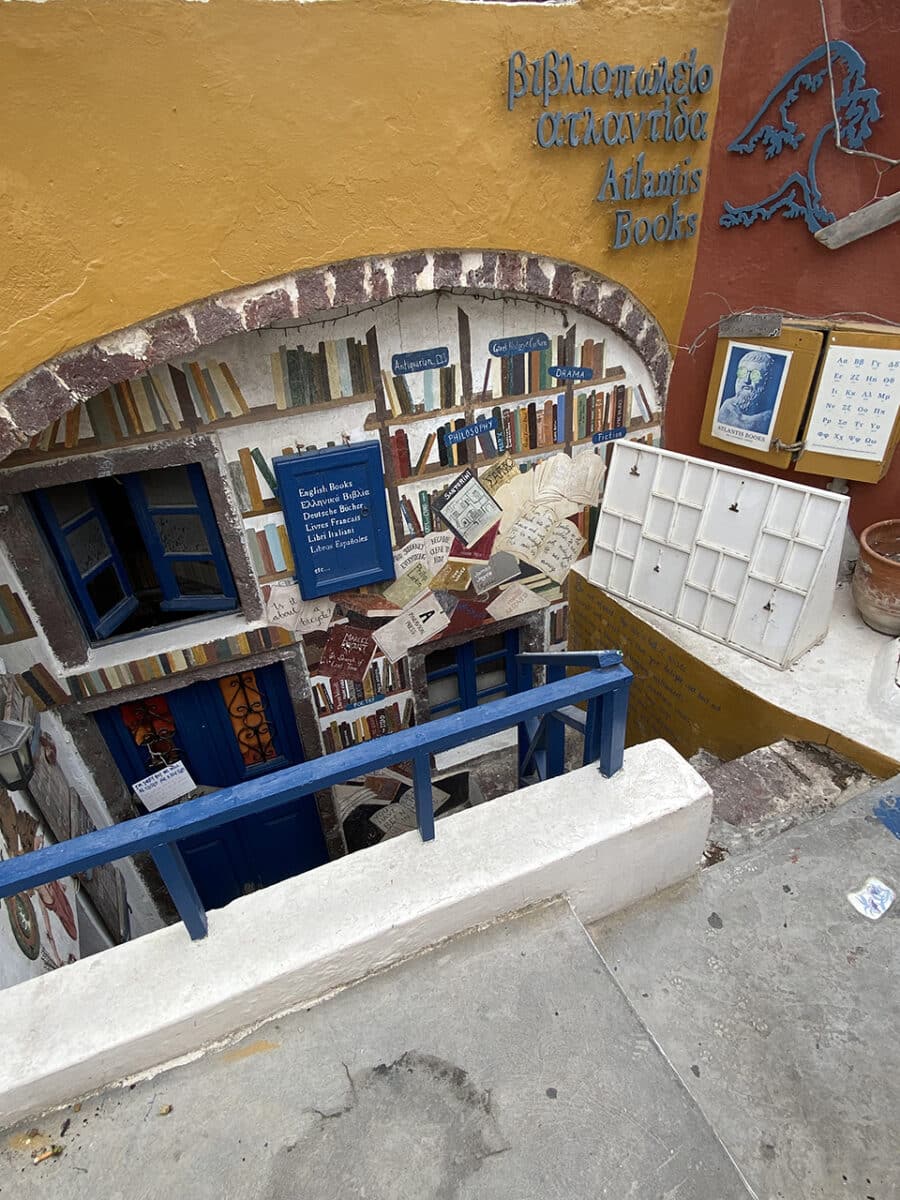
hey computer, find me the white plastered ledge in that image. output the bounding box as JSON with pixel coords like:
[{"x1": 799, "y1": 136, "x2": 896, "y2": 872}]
[
  {"x1": 573, "y1": 560, "x2": 900, "y2": 768},
  {"x1": 0, "y1": 738, "x2": 710, "y2": 1124}
]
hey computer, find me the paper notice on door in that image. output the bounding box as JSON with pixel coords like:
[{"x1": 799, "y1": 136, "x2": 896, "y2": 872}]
[
  {"x1": 133, "y1": 761, "x2": 196, "y2": 812},
  {"x1": 373, "y1": 591, "x2": 451, "y2": 661}
]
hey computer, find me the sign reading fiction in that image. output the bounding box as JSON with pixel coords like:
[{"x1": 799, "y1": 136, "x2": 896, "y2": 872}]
[
  {"x1": 274, "y1": 443, "x2": 395, "y2": 599},
  {"x1": 506, "y1": 48, "x2": 715, "y2": 250}
]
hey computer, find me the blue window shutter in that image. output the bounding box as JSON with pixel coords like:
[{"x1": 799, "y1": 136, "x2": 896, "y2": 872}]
[
  {"x1": 122, "y1": 465, "x2": 237, "y2": 614},
  {"x1": 32, "y1": 484, "x2": 138, "y2": 639}
]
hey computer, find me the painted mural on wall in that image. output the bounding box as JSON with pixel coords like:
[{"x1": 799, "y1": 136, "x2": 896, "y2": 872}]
[
  {"x1": 0, "y1": 788, "x2": 80, "y2": 988},
  {"x1": 0, "y1": 291, "x2": 661, "y2": 861},
  {"x1": 720, "y1": 40, "x2": 881, "y2": 234}
]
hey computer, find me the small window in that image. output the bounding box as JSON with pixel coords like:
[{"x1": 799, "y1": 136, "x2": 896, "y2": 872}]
[{"x1": 31, "y1": 464, "x2": 237, "y2": 642}]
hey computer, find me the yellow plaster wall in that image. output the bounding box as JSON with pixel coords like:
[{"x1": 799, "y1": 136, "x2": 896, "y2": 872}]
[{"x1": 0, "y1": 0, "x2": 729, "y2": 393}]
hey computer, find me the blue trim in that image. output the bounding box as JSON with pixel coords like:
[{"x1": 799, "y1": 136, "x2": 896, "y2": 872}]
[
  {"x1": 720, "y1": 40, "x2": 881, "y2": 234},
  {"x1": 122, "y1": 464, "x2": 237, "y2": 614},
  {"x1": 1, "y1": 654, "x2": 632, "y2": 939},
  {"x1": 31, "y1": 484, "x2": 138, "y2": 640},
  {"x1": 274, "y1": 443, "x2": 395, "y2": 600}
]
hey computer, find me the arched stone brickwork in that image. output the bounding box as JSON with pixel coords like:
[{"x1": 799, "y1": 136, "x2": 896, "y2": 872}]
[{"x1": 0, "y1": 250, "x2": 672, "y2": 462}]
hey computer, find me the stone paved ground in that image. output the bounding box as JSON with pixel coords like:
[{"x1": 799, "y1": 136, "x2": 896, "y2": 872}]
[{"x1": 0, "y1": 901, "x2": 751, "y2": 1200}]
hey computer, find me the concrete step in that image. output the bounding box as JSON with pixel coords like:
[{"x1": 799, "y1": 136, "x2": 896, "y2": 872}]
[
  {"x1": 0, "y1": 901, "x2": 754, "y2": 1199},
  {"x1": 694, "y1": 739, "x2": 875, "y2": 864},
  {"x1": 588, "y1": 776, "x2": 900, "y2": 1200}
]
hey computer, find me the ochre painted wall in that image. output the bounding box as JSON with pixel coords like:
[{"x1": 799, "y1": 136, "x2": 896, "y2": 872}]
[
  {"x1": 0, "y1": 0, "x2": 729, "y2": 392},
  {"x1": 666, "y1": 0, "x2": 900, "y2": 533}
]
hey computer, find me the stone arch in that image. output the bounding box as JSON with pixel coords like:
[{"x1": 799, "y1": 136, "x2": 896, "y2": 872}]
[{"x1": 0, "y1": 250, "x2": 672, "y2": 462}]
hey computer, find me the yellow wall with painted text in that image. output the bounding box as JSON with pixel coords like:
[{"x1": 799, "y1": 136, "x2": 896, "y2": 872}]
[{"x1": 0, "y1": 0, "x2": 728, "y2": 392}]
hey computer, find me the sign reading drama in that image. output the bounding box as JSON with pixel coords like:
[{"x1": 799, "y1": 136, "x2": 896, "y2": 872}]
[
  {"x1": 444, "y1": 417, "x2": 498, "y2": 447},
  {"x1": 391, "y1": 347, "x2": 450, "y2": 374},
  {"x1": 489, "y1": 333, "x2": 551, "y2": 357},
  {"x1": 592, "y1": 426, "x2": 628, "y2": 443},
  {"x1": 506, "y1": 48, "x2": 715, "y2": 250},
  {"x1": 550, "y1": 365, "x2": 594, "y2": 381},
  {"x1": 274, "y1": 443, "x2": 395, "y2": 600}
]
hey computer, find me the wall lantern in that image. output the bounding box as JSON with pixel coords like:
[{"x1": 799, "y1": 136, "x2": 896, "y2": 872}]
[{"x1": 0, "y1": 718, "x2": 37, "y2": 791}]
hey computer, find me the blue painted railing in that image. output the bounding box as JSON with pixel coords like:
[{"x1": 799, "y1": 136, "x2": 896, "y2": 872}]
[{"x1": 0, "y1": 651, "x2": 631, "y2": 941}]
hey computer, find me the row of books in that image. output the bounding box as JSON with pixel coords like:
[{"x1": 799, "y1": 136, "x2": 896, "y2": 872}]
[
  {"x1": 383, "y1": 364, "x2": 459, "y2": 417},
  {"x1": 397, "y1": 490, "x2": 453, "y2": 538},
  {"x1": 321, "y1": 698, "x2": 415, "y2": 752},
  {"x1": 573, "y1": 384, "x2": 653, "y2": 441},
  {"x1": 246, "y1": 521, "x2": 294, "y2": 579},
  {"x1": 30, "y1": 360, "x2": 251, "y2": 453},
  {"x1": 312, "y1": 659, "x2": 410, "y2": 716},
  {"x1": 271, "y1": 337, "x2": 374, "y2": 409},
  {"x1": 493, "y1": 398, "x2": 567, "y2": 454}
]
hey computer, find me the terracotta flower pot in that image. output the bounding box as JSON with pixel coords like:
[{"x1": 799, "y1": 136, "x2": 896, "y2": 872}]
[{"x1": 852, "y1": 519, "x2": 900, "y2": 635}]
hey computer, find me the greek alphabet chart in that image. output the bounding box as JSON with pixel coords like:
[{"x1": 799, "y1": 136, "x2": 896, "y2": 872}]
[{"x1": 804, "y1": 345, "x2": 900, "y2": 461}]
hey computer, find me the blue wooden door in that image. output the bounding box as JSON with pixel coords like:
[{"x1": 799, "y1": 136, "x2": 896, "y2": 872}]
[{"x1": 95, "y1": 664, "x2": 327, "y2": 910}]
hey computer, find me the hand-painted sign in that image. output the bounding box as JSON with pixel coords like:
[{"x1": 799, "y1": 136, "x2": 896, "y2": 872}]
[
  {"x1": 391, "y1": 347, "x2": 450, "y2": 374},
  {"x1": 592, "y1": 426, "x2": 628, "y2": 444},
  {"x1": 275, "y1": 442, "x2": 395, "y2": 600},
  {"x1": 550, "y1": 365, "x2": 594, "y2": 382},
  {"x1": 489, "y1": 333, "x2": 550, "y2": 357},
  {"x1": 444, "y1": 417, "x2": 498, "y2": 446},
  {"x1": 720, "y1": 40, "x2": 880, "y2": 235},
  {"x1": 506, "y1": 49, "x2": 715, "y2": 250}
]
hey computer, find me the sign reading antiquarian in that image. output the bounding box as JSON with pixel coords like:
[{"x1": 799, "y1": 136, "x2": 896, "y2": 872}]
[{"x1": 274, "y1": 443, "x2": 395, "y2": 600}]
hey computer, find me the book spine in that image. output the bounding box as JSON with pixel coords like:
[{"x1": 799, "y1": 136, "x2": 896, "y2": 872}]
[
  {"x1": 277, "y1": 524, "x2": 294, "y2": 572},
  {"x1": 324, "y1": 340, "x2": 341, "y2": 398},
  {"x1": 239, "y1": 447, "x2": 265, "y2": 513},
  {"x1": 453, "y1": 418, "x2": 469, "y2": 465},
  {"x1": 415, "y1": 431, "x2": 437, "y2": 475},
  {"x1": 149, "y1": 370, "x2": 182, "y2": 430},
  {"x1": 265, "y1": 524, "x2": 286, "y2": 573},
  {"x1": 169, "y1": 365, "x2": 198, "y2": 426},
  {"x1": 256, "y1": 529, "x2": 277, "y2": 576},
  {"x1": 542, "y1": 399, "x2": 554, "y2": 447},
  {"x1": 394, "y1": 429, "x2": 411, "y2": 478},
  {"x1": 419, "y1": 491, "x2": 433, "y2": 534},
  {"x1": 492, "y1": 406, "x2": 505, "y2": 453},
  {"x1": 220, "y1": 362, "x2": 250, "y2": 415},
  {"x1": 188, "y1": 361, "x2": 218, "y2": 422},
  {"x1": 399, "y1": 495, "x2": 423, "y2": 538},
  {"x1": 335, "y1": 338, "x2": 353, "y2": 398},
  {"x1": 228, "y1": 460, "x2": 252, "y2": 513},
  {"x1": 527, "y1": 402, "x2": 537, "y2": 449},
  {"x1": 250, "y1": 447, "x2": 278, "y2": 496},
  {"x1": 614, "y1": 384, "x2": 626, "y2": 428}
]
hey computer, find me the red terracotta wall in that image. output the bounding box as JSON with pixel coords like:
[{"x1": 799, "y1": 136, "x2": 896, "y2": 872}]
[{"x1": 667, "y1": 0, "x2": 900, "y2": 534}]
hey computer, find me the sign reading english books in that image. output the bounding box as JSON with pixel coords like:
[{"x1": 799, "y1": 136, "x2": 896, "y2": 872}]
[
  {"x1": 275, "y1": 443, "x2": 395, "y2": 600},
  {"x1": 506, "y1": 49, "x2": 715, "y2": 250}
]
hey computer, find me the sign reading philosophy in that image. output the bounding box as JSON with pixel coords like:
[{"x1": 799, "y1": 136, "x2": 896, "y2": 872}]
[{"x1": 506, "y1": 49, "x2": 715, "y2": 250}]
